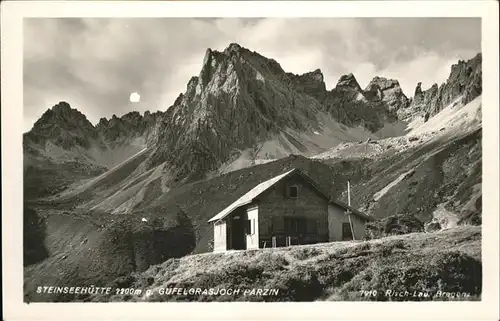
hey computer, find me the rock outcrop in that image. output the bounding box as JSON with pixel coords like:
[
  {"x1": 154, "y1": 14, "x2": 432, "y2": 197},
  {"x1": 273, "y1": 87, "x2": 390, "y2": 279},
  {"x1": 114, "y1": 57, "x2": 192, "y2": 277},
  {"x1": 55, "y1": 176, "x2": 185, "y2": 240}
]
[
  {"x1": 322, "y1": 73, "x2": 401, "y2": 132},
  {"x1": 147, "y1": 43, "x2": 325, "y2": 182},
  {"x1": 146, "y1": 44, "x2": 413, "y2": 183},
  {"x1": 95, "y1": 110, "x2": 164, "y2": 146},
  {"x1": 286, "y1": 69, "x2": 327, "y2": 102},
  {"x1": 404, "y1": 53, "x2": 482, "y2": 119},
  {"x1": 365, "y1": 77, "x2": 410, "y2": 112}
]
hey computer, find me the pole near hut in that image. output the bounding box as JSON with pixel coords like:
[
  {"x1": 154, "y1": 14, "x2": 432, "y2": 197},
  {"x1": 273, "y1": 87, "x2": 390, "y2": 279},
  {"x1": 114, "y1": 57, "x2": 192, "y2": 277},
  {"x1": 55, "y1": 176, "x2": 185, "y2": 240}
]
[{"x1": 347, "y1": 181, "x2": 356, "y2": 241}]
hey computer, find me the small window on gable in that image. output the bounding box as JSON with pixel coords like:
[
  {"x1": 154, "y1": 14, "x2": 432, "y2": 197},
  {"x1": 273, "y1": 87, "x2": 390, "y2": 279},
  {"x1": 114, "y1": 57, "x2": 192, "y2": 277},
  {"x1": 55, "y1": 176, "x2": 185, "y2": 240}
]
[{"x1": 288, "y1": 185, "x2": 299, "y2": 198}]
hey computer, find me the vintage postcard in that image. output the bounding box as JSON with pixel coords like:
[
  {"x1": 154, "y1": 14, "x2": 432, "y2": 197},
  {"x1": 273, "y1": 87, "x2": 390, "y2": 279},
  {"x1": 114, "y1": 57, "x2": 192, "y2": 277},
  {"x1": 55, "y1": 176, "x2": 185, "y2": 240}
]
[{"x1": 1, "y1": 1, "x2": 499, "y2": 320}]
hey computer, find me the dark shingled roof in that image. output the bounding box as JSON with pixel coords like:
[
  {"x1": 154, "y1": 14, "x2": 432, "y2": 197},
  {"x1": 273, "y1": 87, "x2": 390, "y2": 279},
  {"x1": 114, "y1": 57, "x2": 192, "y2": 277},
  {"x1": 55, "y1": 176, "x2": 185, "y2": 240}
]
[{"x1": 207, "y1": 167, "x2": 373, "y2": 223}]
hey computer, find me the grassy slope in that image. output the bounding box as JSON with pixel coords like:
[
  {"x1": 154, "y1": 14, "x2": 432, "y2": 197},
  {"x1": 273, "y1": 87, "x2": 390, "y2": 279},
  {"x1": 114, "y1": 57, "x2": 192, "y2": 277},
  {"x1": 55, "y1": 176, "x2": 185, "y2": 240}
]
[
  {"x1": 23, "y1": 209, "x2": 197, "y2": 303},
  {"x1": 88, "y1": 226, "x2": 481, "y2": 302},
  {"x1": 23, "y1": 157, "x2": 106, "y2": 200}
]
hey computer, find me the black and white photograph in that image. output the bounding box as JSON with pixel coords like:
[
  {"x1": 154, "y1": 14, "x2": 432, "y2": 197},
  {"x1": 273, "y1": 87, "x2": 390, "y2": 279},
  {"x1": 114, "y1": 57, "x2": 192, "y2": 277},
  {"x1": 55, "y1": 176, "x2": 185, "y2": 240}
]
[{"x1": 2, "y1": 1, "x2": 499, "y2": 320}]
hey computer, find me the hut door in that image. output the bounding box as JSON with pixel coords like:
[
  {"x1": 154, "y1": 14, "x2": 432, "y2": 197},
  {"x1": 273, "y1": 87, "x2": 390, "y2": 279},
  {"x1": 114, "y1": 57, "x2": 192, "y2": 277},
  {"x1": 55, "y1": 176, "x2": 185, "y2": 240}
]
[
  {"x1": 342, "y1": 222, "x2": 353, "y2": 241},
  {"x1": 230, "y1": 212, "x2": 247, "y2": 250}
]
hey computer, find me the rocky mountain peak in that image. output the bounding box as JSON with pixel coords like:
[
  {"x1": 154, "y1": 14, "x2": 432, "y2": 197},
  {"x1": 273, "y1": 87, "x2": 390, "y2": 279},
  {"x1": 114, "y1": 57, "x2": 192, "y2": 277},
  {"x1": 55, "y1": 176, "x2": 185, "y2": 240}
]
[
  {"x1": 286, "y1": 69, "x2": 327, "y2": 101},
  {"x1": 25, "y1": 101, "x2": 97, "y2": 149},
  {"x1": 121, "y1": 111, "x2": 142, "y2": 122},
  {"x1": 223, "y1": 43, "x2": 244, "y2": 56},
  {"x1": 367, "y1": 77, "x2": 401, "y2": 91},
  {"x1": 97, "y1": 117, "x2": 109, "y2": 127},
  {"x1": 306, "y1": 69, "x2": 324, "y2": 82},
  {"x1": 94, "y1": 109, "x2": 164, "y2": 144},
  {"x1": 51, "y1": 101, "x2": 72, "y2": 113},
  {"x1": 32, "y1": 101, "x2": 94, "y2": 132},
  {"x1": 335, "y1": 73, "x2": 362, "y2": 91},
  {"x1": 414, "y1": 82, "x2": 423, "y2": 96},
  {"x1": 148, "y1": 44, "x2": 332, "y2": 181},
  {"x1": 365, "y1": 76, "x2": 409, "y2": 112}
]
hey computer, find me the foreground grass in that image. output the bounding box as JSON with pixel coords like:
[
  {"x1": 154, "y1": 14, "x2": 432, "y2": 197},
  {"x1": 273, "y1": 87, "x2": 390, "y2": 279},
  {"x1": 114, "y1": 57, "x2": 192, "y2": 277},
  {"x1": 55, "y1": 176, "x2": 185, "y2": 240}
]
[{"x1": 90, "y1": 226, "x2": 481, "y2": 302}]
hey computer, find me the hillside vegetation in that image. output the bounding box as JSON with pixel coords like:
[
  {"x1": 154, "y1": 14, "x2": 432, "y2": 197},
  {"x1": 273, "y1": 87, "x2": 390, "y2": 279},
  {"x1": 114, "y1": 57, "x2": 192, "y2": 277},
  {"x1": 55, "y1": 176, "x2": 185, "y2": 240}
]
[
  {"x1": 23, "y1": 208, "x2": 196, "y2": 303},
  {"x1": 83, "y1": 226, "x2": 481, "y2": 302}
]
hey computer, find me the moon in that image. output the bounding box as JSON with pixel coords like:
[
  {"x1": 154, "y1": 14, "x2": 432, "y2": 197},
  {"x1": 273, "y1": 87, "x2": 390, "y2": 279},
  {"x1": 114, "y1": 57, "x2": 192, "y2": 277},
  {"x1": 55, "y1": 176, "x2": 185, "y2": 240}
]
[{"x1": 129, "y1": 92, "x2": 140, "y2": 103}]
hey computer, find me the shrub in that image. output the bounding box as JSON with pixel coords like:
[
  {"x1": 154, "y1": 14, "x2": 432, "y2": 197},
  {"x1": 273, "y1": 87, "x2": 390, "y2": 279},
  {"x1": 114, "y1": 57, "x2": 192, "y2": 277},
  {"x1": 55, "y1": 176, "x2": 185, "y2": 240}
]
[
  {"x1": 372, "y1": 239, "x2": 408, "y2": 257},
  {"x1": 338, "y1": 250, "x2": 481, "y2": 301},
  {"x1": 23, "y1": 206, "x2": 49, "y2": 266},
  {"x1": 366, "y1": 214, "x2": 424, "y2": 240},
  {"x1": 316, "y1": 253, "x2": 367, "y2": 287},
  {"x1": 266, "y1": 265, "x2": 323, "y2": 301},
  {"x1": 290, "y1": 247, "x2": 323, "y2": 261}
]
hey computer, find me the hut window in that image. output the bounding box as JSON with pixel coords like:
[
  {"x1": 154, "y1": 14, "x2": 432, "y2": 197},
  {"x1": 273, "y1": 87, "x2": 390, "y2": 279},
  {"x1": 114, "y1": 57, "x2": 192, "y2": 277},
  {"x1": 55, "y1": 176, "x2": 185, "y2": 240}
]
[
  {"x1": 284, "y1": 217, "x2": 307, "y2": 235},
  {"x1": 288, "y1": 185, "x2": 299, "y2": 198},
  {"x1": 307, "y1": 219, "x2": 317, "y2": 233}
]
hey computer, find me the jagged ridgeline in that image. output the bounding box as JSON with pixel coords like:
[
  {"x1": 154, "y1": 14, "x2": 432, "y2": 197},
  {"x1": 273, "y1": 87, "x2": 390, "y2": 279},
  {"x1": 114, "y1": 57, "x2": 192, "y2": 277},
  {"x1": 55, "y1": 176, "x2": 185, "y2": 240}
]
[
  {"x1": 23, "y1": 43, "x2": 412, "y2": 198},
  {"x1": 147, "y1": 44, "x2": 415, "y2": 182}
]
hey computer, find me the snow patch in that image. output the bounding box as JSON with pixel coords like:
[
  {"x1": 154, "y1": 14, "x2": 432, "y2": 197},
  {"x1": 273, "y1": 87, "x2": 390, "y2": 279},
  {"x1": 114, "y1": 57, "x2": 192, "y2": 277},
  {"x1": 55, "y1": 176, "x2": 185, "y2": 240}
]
[
  {"x1": 256, "y1": 71, "x2": 265, "y2": 83},
  {"x1": 204, "y1": 64, "x2": 239, "y2": 95},
  {"x1": 407, "y1": 95, "x2": 481, "y2": 135},
  {"x1": 195, "y1": 83, "x2": 202, "y2": 96},
  {"x1": 221, "y1": 71, "x2": 239, "y2": 93},
  {"x1": 431, "y1": 205, "x2": 459, "y2": 230},
  {"x1": 58, "y1": 147, "x2": 148, "y2": 198},
  {"x1": 373, "y1": 169, "x2": 414, "y2": 201}
]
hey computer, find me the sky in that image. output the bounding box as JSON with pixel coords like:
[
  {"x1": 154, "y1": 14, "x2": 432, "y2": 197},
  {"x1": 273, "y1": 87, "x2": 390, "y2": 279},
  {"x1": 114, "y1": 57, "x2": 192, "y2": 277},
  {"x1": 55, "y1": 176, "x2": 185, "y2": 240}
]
[{"x1": 23, "y1": 17, "x2": 481, "y2": 132}]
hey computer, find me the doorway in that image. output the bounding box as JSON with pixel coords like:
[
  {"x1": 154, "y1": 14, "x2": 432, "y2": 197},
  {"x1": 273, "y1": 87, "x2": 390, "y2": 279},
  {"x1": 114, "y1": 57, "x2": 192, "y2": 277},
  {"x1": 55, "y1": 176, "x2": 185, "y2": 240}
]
[
  {"x1": 342, "y1": 222, "x2": 353, "y2": 241},
  {"x1": 228, "y1": 211, "x2": 247, "y2": 250}
]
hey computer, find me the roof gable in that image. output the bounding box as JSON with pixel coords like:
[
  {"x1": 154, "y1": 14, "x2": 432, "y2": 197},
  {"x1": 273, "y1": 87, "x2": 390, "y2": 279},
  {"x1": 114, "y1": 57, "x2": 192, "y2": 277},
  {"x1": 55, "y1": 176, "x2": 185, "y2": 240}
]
[
  {"x1": 207, "y1": 169, "x2": 296, "y2": 222},
  {"x1": 207, "y1": 168, "x2": 373, "y2": 223}
]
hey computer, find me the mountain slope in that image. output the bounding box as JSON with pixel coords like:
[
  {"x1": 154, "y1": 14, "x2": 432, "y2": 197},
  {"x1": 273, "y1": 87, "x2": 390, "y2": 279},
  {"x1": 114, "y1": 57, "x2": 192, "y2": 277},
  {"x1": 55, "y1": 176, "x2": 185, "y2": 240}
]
[
  {"x1": 311, "y1": 53, "x2": 483, "y2": 228},
  {"x1": 23, "y1": 102, "x2": 164, "y2": 200},
  {"x1": 145, "y1": 43, "x2": 407, "y2": 184},
  {"x1": 39, "y1": 43, "x2": 413, "y2": 212},
  {"x1": 315, "y1": 94, "x2": 482, "y2": 227}
]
